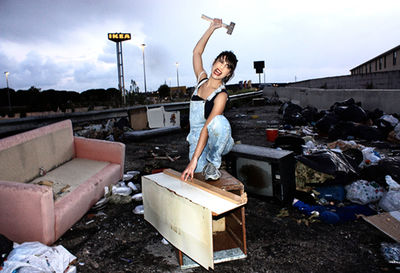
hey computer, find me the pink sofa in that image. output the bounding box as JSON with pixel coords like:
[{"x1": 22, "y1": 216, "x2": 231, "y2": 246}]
[{"x1": 0, "y1": 120, "x2": 125, "y2": 245}]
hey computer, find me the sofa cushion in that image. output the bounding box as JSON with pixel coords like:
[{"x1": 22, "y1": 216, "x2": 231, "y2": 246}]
[
  {"x1": 30, "y1": 158, "x2": 109, "y2": 200},
  {"x1": 0, "y1": 120, "x2": 75, "y2": 183}
]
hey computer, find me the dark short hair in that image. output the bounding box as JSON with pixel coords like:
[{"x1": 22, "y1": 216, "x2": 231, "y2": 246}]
[{"x1": 213, "y1": 51, "x2": 238, "y2": 83}]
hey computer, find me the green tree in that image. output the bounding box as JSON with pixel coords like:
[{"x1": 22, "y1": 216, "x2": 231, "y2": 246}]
[{"x1": 158, "y1": 84, "x2": 170, "y2": 98}]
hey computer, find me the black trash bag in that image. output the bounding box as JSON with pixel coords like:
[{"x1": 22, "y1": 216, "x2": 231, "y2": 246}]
[
  {"x1": 0, "y1": 234, "x2": 13, "y2": 265},
  {"x1": 283, "y1": 112, "x2": 307, "y2": 126},
  {"x1": 328, "y1": 121, "x2": 358, "y2": 141},
  {"x1": 281, "y1": 102, "x2": 306, "y2": 126},
  {"x1": 295, "y1": 150, "x2": 358, "y2": 184},
  {"x1": 329, "y1": 98, "x2": 356, "y2": 110},
  {"x1": 359, "y1": 157, "x2": 400, "y2": 187},
  {"x1": 359, "y1": 165, "x2": 387, "y2": 186},
  {"x1": 376, "y1": 117, "x2": 395, "y2": 137},
  {"x1": 354, "y1": 124, "x2": 385, "y2": 141},
  {"x1": 278, "y1": 101, "x2": 290, "y2": 114},
  {"x1": 115, "y1": 117, "x2": 130, "y2": 130},
  {"x1": 336, "y1": 104, "x2": 368, "y2": 123},
  {"x1": 368, "y1": 108, "x2": 384, "y2": 122},
  {"x1": 301, "y1": 106, "x2": 320, "y2": 123},
  {"x1": 342, "y1": 148, "x2": 363, "y2": 171},
  {"x1": 315, "y1": 112, "x2": 340, "y2": 134},
  {"x1": 273, "y1": 135, "x2": 305, "y2": 154},
  {"x1": 378, "y1": 157, "x2": 400, "y2": 184},
  {"x1": 280, "y1": 101, "x2": 302, "y2": 116},
  {"x1": 294, "y1": 190, "x2": 318, "y2": 205},
  {"x1": 332, "y1": 105, "x2": 348, "y2": 118}
]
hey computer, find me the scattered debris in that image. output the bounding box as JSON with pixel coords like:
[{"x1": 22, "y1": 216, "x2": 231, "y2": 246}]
[
  {"x1": 1, "y1": 241, "x2": 76, "y2": 273},
  {"x1": 381, "y1": 242, "x2": 400, "y2": 265},
  {"x1": 132, "y1": 193, "x2": 143, "y2": 202},
  {"x1": 133, "y1": 205, "x2": 144, "y2": 215}
]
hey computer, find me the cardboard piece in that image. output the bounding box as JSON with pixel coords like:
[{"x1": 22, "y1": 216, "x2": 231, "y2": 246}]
[
  {"x1": 164, "y1": 110, "x2": 180, "y2": 127},
  {"x1": 147, "y1": 107, "x2": 165, "y2": 128},
  {"x1": 147, "y1": 106, "x2": 180, "y2": 128},
  {"x1": 363, "y1": 211, "x2": 400, "y2": 242},
  {"x1": 128, "y1": 107, "x2": 148, "y2": 130}
]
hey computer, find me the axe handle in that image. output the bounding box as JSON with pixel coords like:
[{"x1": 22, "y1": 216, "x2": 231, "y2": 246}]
[{"x1": 201, "y1": 14, "x2": 229, "y2": 28}]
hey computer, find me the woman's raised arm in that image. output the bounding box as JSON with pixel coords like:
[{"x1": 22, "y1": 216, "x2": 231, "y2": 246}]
[{"x1": 193, "y1": 19, "x2": 222, "y2": 81}]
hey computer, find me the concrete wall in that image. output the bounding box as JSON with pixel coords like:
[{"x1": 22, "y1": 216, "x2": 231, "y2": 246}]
[
  {"x1": 264, "y1": 87, "x2": 400, "y2": 114},
  {"x1": 287, "y1": 70, "x2": 400, "y2": 89}
]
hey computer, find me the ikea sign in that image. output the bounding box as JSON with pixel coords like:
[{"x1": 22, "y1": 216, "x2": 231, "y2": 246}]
[{"x1": 108, "y1": 33, "x2": 131, "y2": 42}]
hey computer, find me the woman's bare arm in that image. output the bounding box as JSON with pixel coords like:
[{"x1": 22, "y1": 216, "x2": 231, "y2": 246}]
[{"x1": 193, "y1": 19, "x2": 222, "y2": 82}]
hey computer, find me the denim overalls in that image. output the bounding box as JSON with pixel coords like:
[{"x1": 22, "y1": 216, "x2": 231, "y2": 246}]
[{"x1": 186, "y1": 79, "x2": 234, "y2": 173}]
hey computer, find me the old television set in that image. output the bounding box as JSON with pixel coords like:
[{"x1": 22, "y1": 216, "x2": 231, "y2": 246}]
[{"x1": 225, "y1": 144, "x2": 296, "y2": 204}]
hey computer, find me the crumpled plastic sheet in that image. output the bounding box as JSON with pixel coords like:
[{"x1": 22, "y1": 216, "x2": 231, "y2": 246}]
[
  {"x1": 133, "y1": 205, "x2": 144, "y2": 215},
  {"x1": 295, "y1": 149, "x2": 357, "y2": 182},
  {"x1": 379, "y1": 175, "x2": 400, "y2": 212},
  {"x1": 345, "y1": 180, "x2": 385, "y2": 205},
  {"x1": 1, "y1": 241, "x2": 76, "y2": 273},
  {"x1": 381, "y1": 242, "x2": 400, "y2": 264}
]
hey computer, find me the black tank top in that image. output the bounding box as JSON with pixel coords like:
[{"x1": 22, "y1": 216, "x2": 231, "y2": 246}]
[{"x1": 191, "y1": 78, "x2": 229, "y2": 119}]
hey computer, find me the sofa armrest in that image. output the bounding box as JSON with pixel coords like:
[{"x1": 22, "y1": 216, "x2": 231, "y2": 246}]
[
  {"x1": 0, "y1": 180, "x2": 55, "y2": 245},
  {"x1": 74, "y1": 136, "x2": 125, "y2": 178}
]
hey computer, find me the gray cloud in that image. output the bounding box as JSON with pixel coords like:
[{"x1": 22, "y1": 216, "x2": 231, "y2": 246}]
[{"x1": 1, "y1": 0, "x2": 399, "y2": 92}]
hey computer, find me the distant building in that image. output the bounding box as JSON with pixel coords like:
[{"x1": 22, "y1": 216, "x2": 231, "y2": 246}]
[{"x1": 350, "y1": 44, "x2": 400, "y2": 75}]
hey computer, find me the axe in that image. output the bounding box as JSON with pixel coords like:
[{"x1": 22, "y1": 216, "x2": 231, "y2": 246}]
[{"x1": 201, "y1": 14, "x2": 235, "y2": 35}]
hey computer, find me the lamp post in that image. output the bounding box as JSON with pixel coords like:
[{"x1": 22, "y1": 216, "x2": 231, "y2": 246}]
[
  {"x1": 175, "y1": 62, "x2": 180, "y2": 87},
  {"x1": 140, "y1": 43, "x2": 147, "y2": 93},
  {"x1": 4, "y1": 72, "x2": 11, "y2": 111}
]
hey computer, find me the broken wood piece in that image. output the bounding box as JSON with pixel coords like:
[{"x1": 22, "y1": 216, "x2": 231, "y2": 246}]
[
  {"x1": 57, "y1": 185, "x2": 71, "y2": 195},
  {"x1": 163, "y1": 168, "x2": 247, "y2": 205},
  {"x1": 36, "y1": 180, "x2": 54, "y2": 187},
  {"x1": 363, "y1": 211, "x2": 400, "y2": 242}
]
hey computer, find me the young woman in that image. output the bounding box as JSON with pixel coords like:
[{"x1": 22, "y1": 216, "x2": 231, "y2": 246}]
[{"x1": 181, "y1": 18, "x2": 238, "y2": 182}]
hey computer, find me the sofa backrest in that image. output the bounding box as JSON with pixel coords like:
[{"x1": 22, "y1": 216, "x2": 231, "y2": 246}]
[{"x1": 0, "y1": 120, "x2": 75, "y2": 183}]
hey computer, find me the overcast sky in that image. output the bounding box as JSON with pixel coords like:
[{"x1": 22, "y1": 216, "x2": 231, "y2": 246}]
[{"x1": 1, "y1": 0, "x2": 399, "y2": 92}]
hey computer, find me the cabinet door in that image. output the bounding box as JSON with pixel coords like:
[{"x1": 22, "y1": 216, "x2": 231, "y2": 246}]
[{"x1": 143, "y1": 174, "x2": 214, "y2": 269}]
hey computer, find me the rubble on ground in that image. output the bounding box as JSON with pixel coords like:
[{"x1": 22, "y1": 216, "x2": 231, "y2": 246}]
[{"x1": 275, "y1": 98, "x2": 400, "y2": 233}]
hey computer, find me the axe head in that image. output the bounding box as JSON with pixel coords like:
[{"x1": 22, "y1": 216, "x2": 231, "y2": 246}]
[{"x1": 226, "y1": 22, "x2": 235, "y2": 35}]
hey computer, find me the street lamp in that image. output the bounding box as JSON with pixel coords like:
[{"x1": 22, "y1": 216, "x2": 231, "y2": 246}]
[
  {"x1": 140, "y1": 43, "x2": 147, "y2": 93},
  {"x1": 4, "y1": 72, "x2": 11, "y2": 111},
  {"x1": 175, "y1": 62, "x2": 180, "y2": 87}
]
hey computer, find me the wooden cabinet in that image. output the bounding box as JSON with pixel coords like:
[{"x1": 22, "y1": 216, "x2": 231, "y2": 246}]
[{"x1": 142, "y1": 169, "x2": 247, "y2": 270}]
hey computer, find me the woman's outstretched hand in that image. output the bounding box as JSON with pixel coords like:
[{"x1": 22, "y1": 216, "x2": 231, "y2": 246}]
[
  {"x1": 211, "y1": 18, "x2": 223, "y2": 30},
  {"x1": 181, "y1": 158, "x2": 198, "y2": 181}
]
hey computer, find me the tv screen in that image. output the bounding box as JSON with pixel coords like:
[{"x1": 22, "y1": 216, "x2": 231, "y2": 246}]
[
  {"x1": 236, "y1": 157, "x2": 273, "y2": 197},
  {"x1": 225, "y1": 144, "x2": 295, "y2": 203}
]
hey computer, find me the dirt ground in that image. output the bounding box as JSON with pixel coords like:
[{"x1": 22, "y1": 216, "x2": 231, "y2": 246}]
[{"x1": 57, "y1": 101, "x2": 395, "y2": 273}]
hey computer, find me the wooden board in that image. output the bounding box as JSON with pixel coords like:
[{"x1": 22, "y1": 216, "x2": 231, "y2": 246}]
[
  {"x1": 142, "y1": 175, "x2": 214, "y2": 269},
  {"x1": 163, "y1": 169, "x2": 247, "y2": 206}
]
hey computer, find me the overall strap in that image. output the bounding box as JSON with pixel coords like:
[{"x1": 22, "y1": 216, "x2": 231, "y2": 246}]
[
  {"x1": 193, "y1": 77, "x2": 208, "y2": 96},
  {"x1": 207, "y1": 84, "x2": 226, "y2": 101},
  {"x1": 197, "y1": 71, "x2": 206, "y2": 83}
]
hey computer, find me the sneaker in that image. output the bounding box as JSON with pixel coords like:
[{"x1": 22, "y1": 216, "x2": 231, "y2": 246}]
[{"x1": 202, "y1": 163, "x2": 221, "y2": 181}]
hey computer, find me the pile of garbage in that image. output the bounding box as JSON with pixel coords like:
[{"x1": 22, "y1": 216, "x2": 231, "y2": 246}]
[
  {"x1": 274, "y1": 98, "x2": 400, "y2": 225},
  {"x1": 92, "y1": 170, "x2": 144, "y2": 215},
  {"x1": 0, "y1": 238, "x2": 77, "y2": 273},
  {"x1": 74, "y1": 118, "x2": 131, "y2": 141},
  {"x1": 279, "y1": 98, "x2": 400, "y2": 143},
  {"x1": 292, "y1": 143, "x2": 400, "y2": 224}
]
